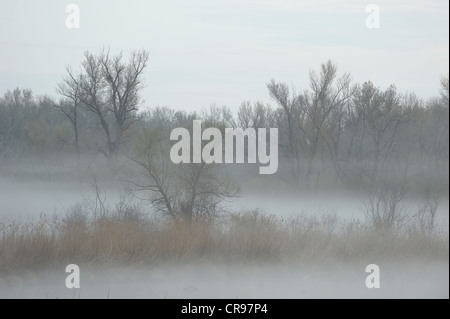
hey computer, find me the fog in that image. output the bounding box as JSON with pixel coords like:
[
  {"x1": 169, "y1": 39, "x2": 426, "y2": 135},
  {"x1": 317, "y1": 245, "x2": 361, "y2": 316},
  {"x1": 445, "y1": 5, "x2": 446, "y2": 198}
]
[
  {"x1": 0, "y1": 1, "x2": 448, "y2": 299},
  {"x1": 1, "y1": 175, "x2": 448, "y2": 229},
  {"x1": 0, "y1": 171, "x2": 448, "y2": 298},
  {"x1": 1, "y1": 262, "x2": 447, "y2": 299},
  {"x1": 0, "y1": 176, "x2": 123, "y2": 219}
]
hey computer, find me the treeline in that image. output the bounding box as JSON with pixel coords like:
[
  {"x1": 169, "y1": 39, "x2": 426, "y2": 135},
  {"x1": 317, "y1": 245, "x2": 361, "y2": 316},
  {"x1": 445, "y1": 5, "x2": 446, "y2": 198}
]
[{"x1": 0, "y1": 51, "x2": 448, "y2": 191}]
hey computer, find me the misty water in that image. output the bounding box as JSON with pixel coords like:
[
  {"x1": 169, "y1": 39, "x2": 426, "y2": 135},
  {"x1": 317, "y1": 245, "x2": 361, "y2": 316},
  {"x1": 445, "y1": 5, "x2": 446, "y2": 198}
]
[
  {"x1": 1, "y1": 262, "x2": 448, "y2": 299},
  {"x1": 1, "y1": 0, "x2": 448, "y2": 301},
  {"x1": 0, "y1": 174, "x2": 448, "y2": 298},
  {"x1": 1, "y1": 175, "x2": 448, "y2": 228}
]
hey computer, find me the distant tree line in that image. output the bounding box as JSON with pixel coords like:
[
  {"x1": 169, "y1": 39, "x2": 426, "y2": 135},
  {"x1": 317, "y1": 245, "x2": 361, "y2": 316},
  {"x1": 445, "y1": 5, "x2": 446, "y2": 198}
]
[{"x1": 0, "y1": 51, "x2": 448, "y2": 192}]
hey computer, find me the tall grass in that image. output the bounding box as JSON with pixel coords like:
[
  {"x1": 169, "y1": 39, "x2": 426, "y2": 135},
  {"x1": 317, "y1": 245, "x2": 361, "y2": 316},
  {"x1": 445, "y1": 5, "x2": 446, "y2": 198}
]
[{"x1": 0, "y1": 203, "x2": 448, "y2": 273}]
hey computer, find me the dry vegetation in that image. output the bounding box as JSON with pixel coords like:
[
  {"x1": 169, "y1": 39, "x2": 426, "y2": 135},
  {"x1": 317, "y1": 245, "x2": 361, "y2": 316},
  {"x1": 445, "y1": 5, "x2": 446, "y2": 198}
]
[{"x1": 0, "y1": 199, "x2": 447, "y2": 274}]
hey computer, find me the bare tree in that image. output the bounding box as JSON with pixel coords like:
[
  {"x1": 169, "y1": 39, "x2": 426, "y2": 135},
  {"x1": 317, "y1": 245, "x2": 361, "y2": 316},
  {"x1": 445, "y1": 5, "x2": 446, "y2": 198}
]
[
  {"x1": 0, "y1": 88, "x2": 36, "y2": 161},
  {"x1": 267, "y1": 80, "x2": 302, "y2": 181},
  {"x1": 347, "y1": 82, "x2": 406, "y2": 185},
  {"x1": 77, "y1": 51, "x2": 112, "y2": 157},
  {"x1": 64, "y1": 49, "x2": 149, "y2": 159},
  {"x1": 302, "y1": 61, "x2": 352, "y2": 183},
  {"x1": 365, "y1": 184, "x2": 408, "y2": 233},
  {"x1": 237, "y1": 101, "x2": 273, "y2": 130},
  {"x1": 237, "y1": 101, "x2": 253, "y2": 129},
  {"x1": 268, "y1": 61, "x2": 352, "y2": 185},
  {"x1": 129, "y1": 127, "x2": 240, "y2": 223},
  {"x1": 54, "y1": 66, "x2": 83, "y2": 156},
  {"x1": 100, "y1": 49, "x2": 149, "y2": 149},
  {"x1": 416, "y1": 189, "x2": 439, "y2": 235},
  {"x1": 201, "y1": 104, "x2": 235, "y2": 129}
]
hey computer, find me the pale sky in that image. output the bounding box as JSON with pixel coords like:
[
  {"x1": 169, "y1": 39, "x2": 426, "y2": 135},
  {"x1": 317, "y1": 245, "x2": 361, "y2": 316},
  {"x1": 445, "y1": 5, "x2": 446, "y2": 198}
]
[{"x1": 0, "y1": 0, "x2": 448, "y2": 113}]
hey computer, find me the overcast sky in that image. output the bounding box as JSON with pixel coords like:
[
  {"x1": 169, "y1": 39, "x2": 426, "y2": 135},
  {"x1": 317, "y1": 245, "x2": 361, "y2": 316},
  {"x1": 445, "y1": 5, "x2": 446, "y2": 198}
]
[{"x1": 0, "y1": 0, "x2": 448, "y2": 113}]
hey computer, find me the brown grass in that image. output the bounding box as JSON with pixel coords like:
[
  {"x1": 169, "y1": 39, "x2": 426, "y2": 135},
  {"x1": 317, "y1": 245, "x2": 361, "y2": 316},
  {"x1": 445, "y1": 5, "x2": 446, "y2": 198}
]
[{"x1": 0, "y1": 206, "x2": 448, "y2": 273}]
